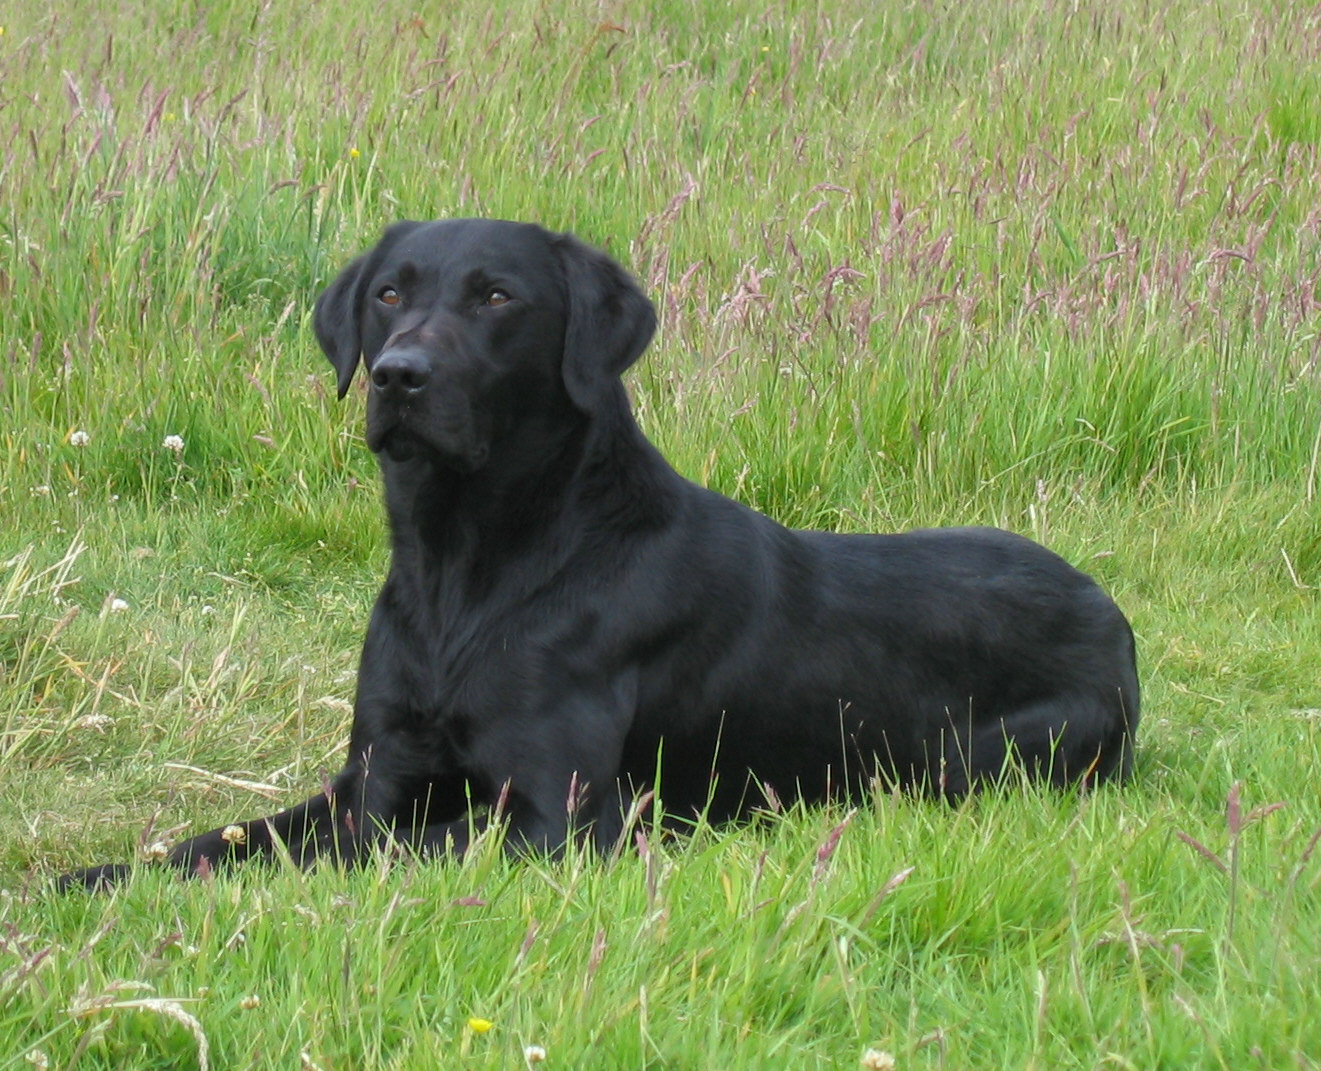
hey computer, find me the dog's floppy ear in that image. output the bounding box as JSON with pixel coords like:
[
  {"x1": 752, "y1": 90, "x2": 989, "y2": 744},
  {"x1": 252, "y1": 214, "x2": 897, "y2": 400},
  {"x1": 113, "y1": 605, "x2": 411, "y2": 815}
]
[
  {"x1": 553, "y1": 233, "x2": 657, "y2": 413},
  {"x1": 313, "y1": 251, "x2": 371, "y2": 399},
  {"x1": 314, "y1": 222, "x2": 422, "y2": 400}
]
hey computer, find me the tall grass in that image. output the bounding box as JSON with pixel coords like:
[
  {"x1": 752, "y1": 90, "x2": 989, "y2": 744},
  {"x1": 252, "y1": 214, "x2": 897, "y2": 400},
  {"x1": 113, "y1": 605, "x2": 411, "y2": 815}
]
[{"x1": 2, "y1": 0, "x2": 1320, "y2": 1067}]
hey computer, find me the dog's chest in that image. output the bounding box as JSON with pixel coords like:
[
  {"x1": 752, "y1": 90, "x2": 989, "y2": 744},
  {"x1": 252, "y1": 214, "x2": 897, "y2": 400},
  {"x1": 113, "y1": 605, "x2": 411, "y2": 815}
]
[{"x1": 372, "y1": 577, "x2": 546, "y2": 719}]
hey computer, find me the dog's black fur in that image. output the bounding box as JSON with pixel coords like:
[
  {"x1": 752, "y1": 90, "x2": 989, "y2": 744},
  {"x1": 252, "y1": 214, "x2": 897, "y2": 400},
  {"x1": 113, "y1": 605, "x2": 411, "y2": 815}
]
[{"x1": 59, "y1": 219, "x2": 1139, "y2": 890}]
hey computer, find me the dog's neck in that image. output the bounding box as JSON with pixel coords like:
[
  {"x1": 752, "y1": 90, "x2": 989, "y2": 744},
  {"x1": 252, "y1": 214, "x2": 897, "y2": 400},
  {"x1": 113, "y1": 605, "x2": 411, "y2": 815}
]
[{"x1": 378, "y1": 394, "x2": 675, "y2": 585}]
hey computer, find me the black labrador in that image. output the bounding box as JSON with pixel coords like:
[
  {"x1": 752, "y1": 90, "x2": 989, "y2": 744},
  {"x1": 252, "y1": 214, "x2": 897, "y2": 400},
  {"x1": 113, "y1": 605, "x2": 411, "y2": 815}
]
[{"x1": 59, "y1": 219, "x2": 1139, "y2": 890}]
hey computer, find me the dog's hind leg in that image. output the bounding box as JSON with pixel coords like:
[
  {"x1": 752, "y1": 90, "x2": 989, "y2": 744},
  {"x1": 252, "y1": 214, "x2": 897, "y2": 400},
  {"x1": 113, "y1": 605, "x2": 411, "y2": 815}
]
[{"x1": 944, "y1": 695, "x2": 1136, "y2": 795}]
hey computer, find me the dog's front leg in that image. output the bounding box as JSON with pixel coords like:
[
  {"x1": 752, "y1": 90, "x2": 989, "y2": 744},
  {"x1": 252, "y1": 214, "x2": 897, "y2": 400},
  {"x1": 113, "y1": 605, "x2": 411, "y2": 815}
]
[
  {"x1": 482, "y1": 684, "x2": 638, "y2": 858},
  {"x1": 55, "y1": 778, "x2": 344, "y2": 891},
  {"x1": 163, "y1": 749, "x2": 430, "y2": 875},
  {"x1": 163, "y1": 783, "x2": 342, "y2": 876}
]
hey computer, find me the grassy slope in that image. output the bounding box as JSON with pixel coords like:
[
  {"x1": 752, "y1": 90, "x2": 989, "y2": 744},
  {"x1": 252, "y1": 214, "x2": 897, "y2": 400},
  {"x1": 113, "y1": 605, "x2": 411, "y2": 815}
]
[{"x1": 2, "y1": 0, "x2": 1320, "y2": 1067}]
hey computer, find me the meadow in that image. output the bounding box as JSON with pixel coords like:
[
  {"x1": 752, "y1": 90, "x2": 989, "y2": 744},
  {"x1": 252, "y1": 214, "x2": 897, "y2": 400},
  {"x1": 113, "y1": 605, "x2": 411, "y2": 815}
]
[{"x1": 2, "y1": 0, "x2": 1320, "y2": 1066}]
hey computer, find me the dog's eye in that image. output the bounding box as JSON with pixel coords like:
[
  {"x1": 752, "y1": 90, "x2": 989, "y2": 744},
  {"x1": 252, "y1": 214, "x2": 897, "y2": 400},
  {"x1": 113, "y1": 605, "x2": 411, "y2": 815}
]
[
  {"x1": 378, "y1": 287, "x2": 401, "y2": 307},
  {"x1": 484, "y1": 289, "x2": 511, "y2": 307}
]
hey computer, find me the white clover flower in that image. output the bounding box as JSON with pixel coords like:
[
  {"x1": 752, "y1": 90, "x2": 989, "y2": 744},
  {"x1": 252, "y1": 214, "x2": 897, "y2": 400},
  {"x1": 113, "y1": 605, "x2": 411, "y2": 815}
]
[
  {"x1": 70, "y1": 430, "x2": 90, "y2": 447},
  {"x1": 109, "y1": 597, "x2": 129, "y2": 613},
  {"x1": 861, "y1": 1050, "x2": 896, "y2": 1071},
  {"x1": 524, "y1": 1045, "x2": 547, "y2": 1064},
  {"x1": 162, "y1": 434, "x2": 185, "y2": 453},
  {"x1": 239, "y1": 994, "x2": 260, "y2": 1009},
  {"x1": 142, "y1": 841, "x2": 170, "y2": 861}
]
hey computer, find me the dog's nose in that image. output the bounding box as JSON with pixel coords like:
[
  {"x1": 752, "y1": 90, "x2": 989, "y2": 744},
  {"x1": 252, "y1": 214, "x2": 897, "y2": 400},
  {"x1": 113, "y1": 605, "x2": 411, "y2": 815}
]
[{"x1": 370, "y1": 349, "x2": 432, "y2": 398}]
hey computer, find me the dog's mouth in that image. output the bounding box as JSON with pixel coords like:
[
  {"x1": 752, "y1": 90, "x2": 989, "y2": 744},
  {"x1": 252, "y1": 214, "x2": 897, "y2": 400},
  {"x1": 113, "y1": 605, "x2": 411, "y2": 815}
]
[
  {"x1": 368, "y1": 421, "x2": 489, "y2": 472},
  {"x1": 378, "y1": 432, "x2": 420, "y2": 463},
  {"x1": 368, "y1": 421, "x2": 427, "y2": 463},
  {"x1": 366, "y1": 400, "x2": 431, "y2": 463}
]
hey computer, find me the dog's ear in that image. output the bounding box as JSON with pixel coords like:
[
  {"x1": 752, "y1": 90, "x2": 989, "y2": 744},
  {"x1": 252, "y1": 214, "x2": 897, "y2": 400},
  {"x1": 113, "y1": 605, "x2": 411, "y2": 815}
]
[
  {"x1": 313, "y1": 251, "x2": 371, "y2": 399},
  {"x1": 314, "y1": 222, "x2": 422, "y2": 400},
  {"x1": 553, "y1": 233, "x2": 657, "y2": 413}
]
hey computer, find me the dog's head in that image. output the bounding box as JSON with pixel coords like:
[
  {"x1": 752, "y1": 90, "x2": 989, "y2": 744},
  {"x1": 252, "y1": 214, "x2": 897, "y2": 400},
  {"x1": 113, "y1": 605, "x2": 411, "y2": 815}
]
[{"x1": 313, "y1": 219, "x2": 656, "y2": 469}]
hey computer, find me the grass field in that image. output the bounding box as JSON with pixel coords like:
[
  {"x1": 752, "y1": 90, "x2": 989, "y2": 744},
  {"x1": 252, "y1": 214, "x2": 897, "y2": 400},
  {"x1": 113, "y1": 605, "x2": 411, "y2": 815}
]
[{"x1": 3, "y1": 0, "x2": 1321, "y2": 1067}]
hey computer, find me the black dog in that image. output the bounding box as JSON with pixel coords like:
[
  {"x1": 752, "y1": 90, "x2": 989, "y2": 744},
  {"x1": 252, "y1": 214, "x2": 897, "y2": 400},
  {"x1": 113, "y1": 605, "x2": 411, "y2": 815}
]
[{"x1": 60, "y1": 219, "x2": 1139, "y2": 890}]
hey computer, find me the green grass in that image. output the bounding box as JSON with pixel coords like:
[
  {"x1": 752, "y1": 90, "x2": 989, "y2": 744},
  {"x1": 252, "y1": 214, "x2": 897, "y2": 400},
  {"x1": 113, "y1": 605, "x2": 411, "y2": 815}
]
[{"x1": 2, "y1": 0, "x2": 1321, "y2": 1067}]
